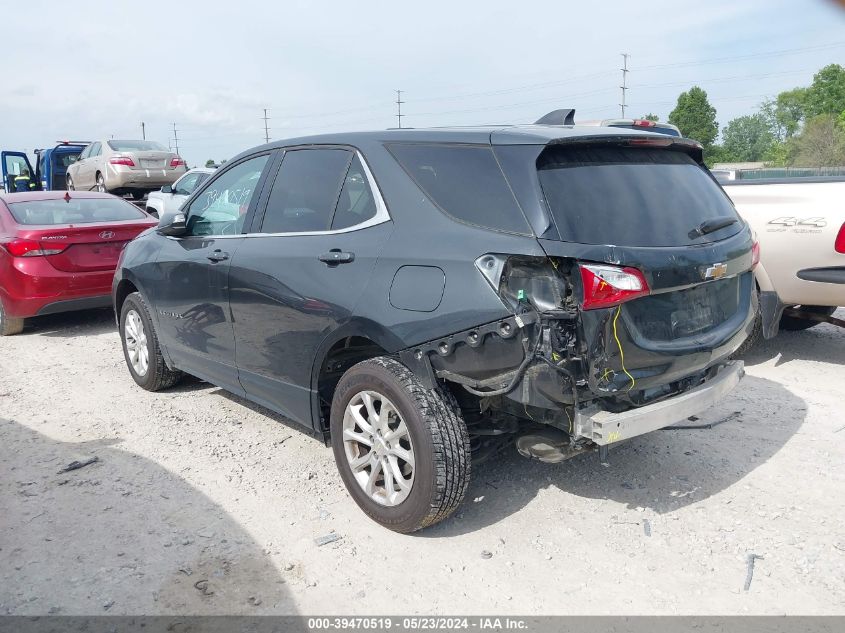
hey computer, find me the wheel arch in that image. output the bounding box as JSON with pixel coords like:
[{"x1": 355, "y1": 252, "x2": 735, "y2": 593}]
[{"x1": 310, "y1": 318, "x2": 406, "y2": 435}]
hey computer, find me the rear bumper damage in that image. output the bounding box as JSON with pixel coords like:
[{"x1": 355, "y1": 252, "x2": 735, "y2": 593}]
[{"x1": 573, "y1": 361, "x2": 744, "y2": 445}]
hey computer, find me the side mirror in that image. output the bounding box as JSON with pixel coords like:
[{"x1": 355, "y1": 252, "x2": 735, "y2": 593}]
[
  {"x1": 157, "y1": 212, "x2": 187, "y2": 237},
  {"x1": 161, "y1": 184, "x2": 173, "y2": 194}
]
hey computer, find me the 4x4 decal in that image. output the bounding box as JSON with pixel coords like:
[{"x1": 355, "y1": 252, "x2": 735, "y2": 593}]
[{"x1": 766, "y1": 216, "x2": 826, "y2": 233}]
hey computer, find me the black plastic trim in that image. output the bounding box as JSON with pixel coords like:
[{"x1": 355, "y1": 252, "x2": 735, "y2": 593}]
[
  {"x1": 36, "y1": 295, "x2": 111, "y2": 316},
  {"x1": 796, "y1": 267, "x2": 845, "y2": 284}
]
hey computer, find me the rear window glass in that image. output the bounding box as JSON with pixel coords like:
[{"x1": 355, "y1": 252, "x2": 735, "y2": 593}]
[
  {"x1": 7, "y1": 198, "x2": 147, "y2": 225},
  {"x1": 388, "y1": 144, "x2": 530, "y2": 234},
  {"x1": 107, "y1": 140, "x2": 167, "y2": 152},
  {"x1": 537, "y1": 146, "x2": 740, "y2": 247}
]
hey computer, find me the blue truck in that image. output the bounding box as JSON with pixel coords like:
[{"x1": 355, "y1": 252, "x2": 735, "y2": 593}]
[{"x1": 1, "y1": 141, "x2": 89, "y2": 193}]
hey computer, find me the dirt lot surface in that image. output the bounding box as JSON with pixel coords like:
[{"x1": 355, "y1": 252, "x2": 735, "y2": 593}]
[{"x1": 1, "y1": 309, "x2": 844, "y2": 615}]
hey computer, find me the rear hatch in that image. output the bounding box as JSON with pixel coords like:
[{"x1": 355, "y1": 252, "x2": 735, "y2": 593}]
[
  {"x1": 532, "y1": 141, "x2": 755, "y2": 398},
  {"x1": 7, "y1": 195, "x2": 156, "y2": 272}
]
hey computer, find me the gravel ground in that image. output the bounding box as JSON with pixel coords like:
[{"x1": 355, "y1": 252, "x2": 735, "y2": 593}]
[{"x1": 1, "y1": 308, "x2": 843, "y2": 615}]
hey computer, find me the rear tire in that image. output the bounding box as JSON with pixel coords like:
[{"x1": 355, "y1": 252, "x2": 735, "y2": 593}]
[
  {"x1": 66, "y1": 174, "x2": 75, "y2": 191},
  {"x1": 330, "y1": 357, "x2": 471, "y2": 533},
  {"x1": 780, "y1": 306, "x2": 837, "y2": 331},
  {"x1": 96, "y1": 172, "x2": 106, "y2": 193},
  {"x1": 0, "y1": 299, "x2": 24, "y2": 336},
  {"x1": 120, "y1": 292, "x2": 182, "y2": 391}
]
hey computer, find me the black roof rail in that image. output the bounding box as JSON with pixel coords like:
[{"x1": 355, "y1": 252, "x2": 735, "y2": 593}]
[{"x1": 535, "y1": 109, "x2": 575, "y2": 126}]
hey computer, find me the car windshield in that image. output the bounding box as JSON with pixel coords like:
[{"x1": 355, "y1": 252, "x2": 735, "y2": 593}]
[
  {"x1": 7, "y1": 197, "x2": 148, "y2": 225},
  {"x1": 107, "y1": 140, "x2": 167, "y2": 152},
  {"x1": 537, "y1": 146, "x2": 741, "y2": 247}
]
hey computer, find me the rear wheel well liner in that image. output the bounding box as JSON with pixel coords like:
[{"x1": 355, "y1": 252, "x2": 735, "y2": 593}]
[{"x1": 316, "y1": 335, "x2": 390, "y2": 434}]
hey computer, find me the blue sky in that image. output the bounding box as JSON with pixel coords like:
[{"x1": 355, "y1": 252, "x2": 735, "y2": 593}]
[{"x1": 4, "y1": 0, "x2": 845, "y2": 166}]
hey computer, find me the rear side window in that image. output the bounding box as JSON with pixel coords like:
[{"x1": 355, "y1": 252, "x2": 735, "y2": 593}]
[
  {"x1": 537, "y1": 146, "x2": 741, "y2": 247},
  {"x1": 7, "y1": 198, "x2": 147, "y2": 225},
  {"x1": 332, "y1": 155, "x2": 378, "y2": 230},
  {"x1": 260, "y1": 149, "x2": 352, "y2": 233},
  {"x1": 388, "y1": 144, "x2": 530, "y2": 234}
]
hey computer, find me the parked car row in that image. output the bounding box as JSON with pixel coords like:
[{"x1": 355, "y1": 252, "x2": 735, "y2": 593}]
[
  {"x1": 2, "y1": 139, "x2": 187, "y2": 200},
  {"x1": 1, "y1": 110, "x2": 840, "y2": 533}
]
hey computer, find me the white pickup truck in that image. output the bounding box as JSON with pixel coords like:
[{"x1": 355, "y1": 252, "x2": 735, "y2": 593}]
[{"x1": 720, "y1": 177, "x2": 845, "y2": 343}]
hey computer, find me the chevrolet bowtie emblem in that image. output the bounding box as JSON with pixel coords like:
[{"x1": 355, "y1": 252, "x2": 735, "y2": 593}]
[{"x1": 703, "y1": 262, "x2": 728, "y2": 280}]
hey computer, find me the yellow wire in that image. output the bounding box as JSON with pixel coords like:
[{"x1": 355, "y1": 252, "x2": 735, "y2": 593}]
[{"x1": 612, "y1": 306, "x2": 636, "y2": 393}]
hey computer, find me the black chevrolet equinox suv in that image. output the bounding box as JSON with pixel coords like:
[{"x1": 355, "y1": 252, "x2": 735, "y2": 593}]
[{"x1": 113, "y1": 110, "x2": 757, "y2": 532}]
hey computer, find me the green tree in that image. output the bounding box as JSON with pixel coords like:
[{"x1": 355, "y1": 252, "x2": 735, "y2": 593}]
[
  {"x1": 205, "y1": 159, "x2": 216, "y2": 167},
  {"x1": 720, "y1": 114, "x2": 775, "y2": 162},
  {"x1": 642, "y1": 113, "x2": 659, "y2": 122},
  {"x1": 668, "y1": 86, "x2": 718, "y2": 150},
  {"x1": 791, "y1": 114, "x2": 845, "y2": 167},
  {"x1": 768, "y1": 88, "x2": 807, "y2": 139},
  {"x1": 803, "y1": 64, "x2": 845, "y2": 119}
]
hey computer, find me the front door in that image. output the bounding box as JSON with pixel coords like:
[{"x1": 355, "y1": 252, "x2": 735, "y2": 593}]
[
  {"x1": 148, "y1": 153, "x2": 273, "y2": 393},
  {"x1": 229, "y1": 148, "x2": 392, "y2": 427},
  {"x1": 1, "y1": 151, "x2": 38, "y2": 193}
]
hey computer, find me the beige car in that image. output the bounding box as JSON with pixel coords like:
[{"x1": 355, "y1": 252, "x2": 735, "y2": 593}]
[
  {"x1": 66, "y1": 139, "x2": 187, "y2": 199},
  {"x1": 721, "y1": 177, "x2": 845, "y2": 341}
]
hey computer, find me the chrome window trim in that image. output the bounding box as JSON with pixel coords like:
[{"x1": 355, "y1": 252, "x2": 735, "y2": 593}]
[{"x1": 180, "y1": 149, "x2": 390, "y2": 240}]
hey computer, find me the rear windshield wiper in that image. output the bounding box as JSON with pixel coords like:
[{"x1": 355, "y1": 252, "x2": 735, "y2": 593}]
[{"x1": 689, "y1": 216, "x2": 738, "y2": 239}]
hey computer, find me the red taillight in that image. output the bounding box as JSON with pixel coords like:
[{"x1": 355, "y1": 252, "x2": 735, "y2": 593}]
[
  {"x1": 633, "y1": 119, "x2": 657, "y2": 128},
  {"x1": 751, "y1": 240, "x2": 761, "y2": 268},
  {"x1": 109, "y1": 156, "x2": 135, "y2": 166},
  {"x1": 579, "y1": 263, "x2": 650, "y2": 310},
  {"x1": 836, "y1": 222, "x2": 845, "y2": 254},
  {"x1": 0, "y1": 238, "x2": 67, "y2": 257},
  {"x1": 170, "y1": 157, "x2": 186, "y2": 168}
]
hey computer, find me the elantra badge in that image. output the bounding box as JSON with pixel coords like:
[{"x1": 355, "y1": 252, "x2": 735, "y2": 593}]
[{"x1": 703, "y1": 262, "x2": 728, "y2": 280}]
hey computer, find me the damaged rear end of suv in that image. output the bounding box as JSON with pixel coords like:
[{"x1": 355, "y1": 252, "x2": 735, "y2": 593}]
[{"x1": 380, "y1": 113, "x2": 756, "y2": 522}]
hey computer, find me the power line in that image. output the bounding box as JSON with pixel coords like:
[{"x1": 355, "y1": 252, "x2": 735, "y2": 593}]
[
  {"x1": 172, "y1": 123, "x2": 180, "y2": 156},
  {"x1": 238, "y1": 39, "x2": 845, "y2": 126},
  {"x1": 620, "y1": 53, "x2": 630, "y2": 117},
  {"x1": 262, "y1": 109, "x2": 271, "y2": 143},
  {"x1": 395, "y1": 90, "x2": 404, "y2": 128}
]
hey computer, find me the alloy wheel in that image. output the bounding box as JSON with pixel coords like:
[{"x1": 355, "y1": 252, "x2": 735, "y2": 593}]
[
  {"x1": 124, "y1": 309, "x2": 149, "y2": 376},
  {"x1": 342, "y1": 390, "x2": 415, "y2": 506},
  {"x1": 96, "y1": 174, "x2": 106, "y2": 193}
]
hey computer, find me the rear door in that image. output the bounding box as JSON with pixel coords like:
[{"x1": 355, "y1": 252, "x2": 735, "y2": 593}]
[
  {"x1": 76, "y1": 142, "x2": 100, "y2": 190},
  {"x1": 146, "y1": 153, "x2": 273, "y2": 394},
  {"x1": 228, "y1": 147, "x2": 392, "y2": 427},
  {"x1": 1, "y1": 152, "x2": 38, "y2": 193}
]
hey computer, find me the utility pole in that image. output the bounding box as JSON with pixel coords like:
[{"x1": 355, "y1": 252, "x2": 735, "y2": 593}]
[
  {"x1": 140, "y1": 121, "x2": 146, "y2": 140},
  {"x1": 172, "y1": 123, "x2": 180, "y2": 156},
  {"x1": 620, "y1": 53, "x2": 630, "y2": 118},
  {"x1": 395, "y1": 90, "x2": 404, "y2": 129},
  {"x1": 262, "y1": 109, "x2": 271, "y2": 143}
]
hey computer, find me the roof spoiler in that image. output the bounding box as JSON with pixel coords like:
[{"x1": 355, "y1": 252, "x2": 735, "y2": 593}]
[{"x1": 535, "y1": 109, "x2": 575, "y2": 126}]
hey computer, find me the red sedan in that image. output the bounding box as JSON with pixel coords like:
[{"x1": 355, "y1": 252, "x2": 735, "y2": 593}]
[{"x1": 0, "y1": 191, "x2": 157, "y2": 335}]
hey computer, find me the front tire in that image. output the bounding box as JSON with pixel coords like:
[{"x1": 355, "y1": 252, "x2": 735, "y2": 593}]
[
  {"x1": 120, "y1": 292, "x2": 182, "y2": 391},
  {"x1": 0, "y1": 299, "x2": 24, "y2": 336},
  {"x1": 780, "y1": 305, "x2": 837, "y2": 331},
  {"x1": 330, "y1": 357, "x2": 471, "y2": 533}
]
